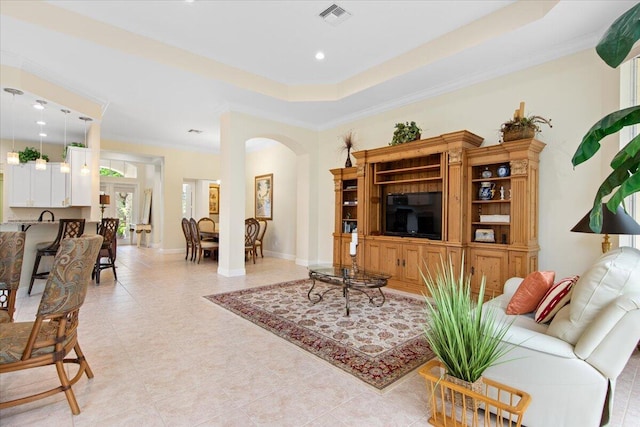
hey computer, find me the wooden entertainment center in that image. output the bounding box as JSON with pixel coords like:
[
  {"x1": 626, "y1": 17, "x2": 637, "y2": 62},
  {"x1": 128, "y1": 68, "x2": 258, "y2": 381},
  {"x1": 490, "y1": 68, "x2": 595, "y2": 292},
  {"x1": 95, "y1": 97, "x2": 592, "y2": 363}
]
[{"x1": 330, "y1": 130, "x2": 545, "y2": 296}]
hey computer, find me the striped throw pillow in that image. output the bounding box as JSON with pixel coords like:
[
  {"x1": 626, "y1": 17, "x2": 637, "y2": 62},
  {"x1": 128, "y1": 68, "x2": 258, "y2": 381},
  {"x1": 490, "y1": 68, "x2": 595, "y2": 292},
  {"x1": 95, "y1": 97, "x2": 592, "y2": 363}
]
[{"x1": 535, "y1": 276, "x2": 579, "y2": 323}]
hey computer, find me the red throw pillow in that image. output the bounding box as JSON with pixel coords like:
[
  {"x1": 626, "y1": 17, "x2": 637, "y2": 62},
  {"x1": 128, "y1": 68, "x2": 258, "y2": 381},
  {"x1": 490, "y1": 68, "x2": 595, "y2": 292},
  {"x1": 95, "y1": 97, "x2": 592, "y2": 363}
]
[
  {"x1": 506, "y1": 271, "x2": 555, "y2": 315},
  {"x1": 534, "y1": 276, "x2": 578, "y2": 323}
]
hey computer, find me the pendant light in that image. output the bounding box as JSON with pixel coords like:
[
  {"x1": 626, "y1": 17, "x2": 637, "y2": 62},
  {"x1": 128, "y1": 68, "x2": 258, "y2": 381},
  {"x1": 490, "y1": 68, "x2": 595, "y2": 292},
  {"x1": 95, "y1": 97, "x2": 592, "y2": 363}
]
[
  {"x1": 35, "y1": 100, "x2": 47, "y2": 171},
  {"x1": 79, "y1": 116, "x2": 92, "y2": 176},
  {"x1": 4, "y1": 88, "x2": 23, "y2": 165},
  {"x1": 60, "y1": 109, "x2": 71, "y2": 173}
]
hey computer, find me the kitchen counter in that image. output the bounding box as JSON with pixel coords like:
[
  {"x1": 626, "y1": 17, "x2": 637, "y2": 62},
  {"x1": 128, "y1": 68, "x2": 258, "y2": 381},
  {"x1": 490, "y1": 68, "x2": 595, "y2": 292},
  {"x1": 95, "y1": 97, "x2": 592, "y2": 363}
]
[{"x1": 1, "y1": 219, "x2": 99, "y2": 292}]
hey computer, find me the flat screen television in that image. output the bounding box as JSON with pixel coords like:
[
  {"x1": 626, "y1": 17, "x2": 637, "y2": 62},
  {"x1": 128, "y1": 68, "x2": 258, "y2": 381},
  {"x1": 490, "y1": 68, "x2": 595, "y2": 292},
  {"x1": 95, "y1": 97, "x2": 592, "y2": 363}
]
[{"x1": 384, "y1": 192, "x2": 442, "y2": 240}]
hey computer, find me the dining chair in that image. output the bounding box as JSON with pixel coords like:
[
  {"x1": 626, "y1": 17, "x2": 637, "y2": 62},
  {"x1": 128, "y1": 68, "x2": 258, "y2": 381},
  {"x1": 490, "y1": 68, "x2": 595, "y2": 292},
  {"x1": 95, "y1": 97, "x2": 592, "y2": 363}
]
[
  {"x1": 245, "y1": 218, "x2": 260, "y2": 264},
  {"x1": 0, "y1": 231, "x2": 26, "y2": 323},
  {"x1": 254, "y1": 219, "x2": 268, "y2": 258},
  {"x1": 189, "y1": 218, "x2": 219, "y2": 264},
  {"x1": 93, "y1": 217, "x2": 119, "y2": 284},
  {"x1": 181, "y1": 218, "x2": 194, "y2": 261},
  {"x1": 0, "y1": 235, "x2": 103, "y2": 415},
  {"x1": 28, "y1": 219, "x2": 85, "y2": 295},
  {"x1": 197, "y1": 217, "x2": 217, "y2": 242}
]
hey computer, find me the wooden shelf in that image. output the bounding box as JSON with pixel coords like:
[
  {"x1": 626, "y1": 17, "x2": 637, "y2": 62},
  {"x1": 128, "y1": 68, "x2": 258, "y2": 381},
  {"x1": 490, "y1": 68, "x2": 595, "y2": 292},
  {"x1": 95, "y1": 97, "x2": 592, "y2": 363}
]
[
  {"x1": 374, "y1": 176, "x2": 442, "y2": 185},
  {"x1": 471, "y1": 176, "x2": 511, "y2": 183},
  {"x1": 472, "y1": 199, "x2": 510, "y2": 204},
  {"x1": 376, "y1": 164, "x2": 440, "y2": 175}
]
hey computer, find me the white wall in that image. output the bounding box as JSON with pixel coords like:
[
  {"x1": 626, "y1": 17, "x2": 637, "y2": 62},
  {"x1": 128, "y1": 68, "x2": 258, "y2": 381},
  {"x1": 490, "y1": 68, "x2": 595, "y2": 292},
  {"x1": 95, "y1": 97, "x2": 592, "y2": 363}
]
[
  {"x1": 245, "y1": 142, "x2": 298, "y2": 260},
  {"x1": 315, "y1": 49, "x2": 620, "y2": 277},
  {"x1": 8, "y1": 47, "x2": 622, "y2": 278}
]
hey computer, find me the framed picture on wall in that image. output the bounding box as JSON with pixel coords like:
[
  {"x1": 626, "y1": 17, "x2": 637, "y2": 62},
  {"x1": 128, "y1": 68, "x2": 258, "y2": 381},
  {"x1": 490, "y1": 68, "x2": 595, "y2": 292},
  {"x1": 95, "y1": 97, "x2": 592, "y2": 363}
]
[
  {"x1": 209, "y1": 184, "x2": 219, "y2": 214},
  {"x1": 255, "y1": 174, "x2": 273, "y2": 220}
]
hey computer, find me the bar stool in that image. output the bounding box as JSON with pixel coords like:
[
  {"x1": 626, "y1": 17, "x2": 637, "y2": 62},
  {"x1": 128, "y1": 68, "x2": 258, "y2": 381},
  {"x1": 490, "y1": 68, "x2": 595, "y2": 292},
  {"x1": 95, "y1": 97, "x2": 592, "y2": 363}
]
[
  {"x1": 93, "y1": 218, "x2": 119, "y2": 284},
  {"x1": 28, "y1": 219, "x2": 85, "y2": 295}
]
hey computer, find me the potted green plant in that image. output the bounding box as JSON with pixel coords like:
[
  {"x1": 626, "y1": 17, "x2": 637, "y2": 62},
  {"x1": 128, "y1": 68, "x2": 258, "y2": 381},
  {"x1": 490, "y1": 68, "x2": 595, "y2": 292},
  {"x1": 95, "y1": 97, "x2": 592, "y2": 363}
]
[
  {"x1": 572, "y1": 3, "x2": 640, "y2": 232},
  {"x1": 18, "y1": 147, "x2": 49, "y2": 163},
  {"x1": 62, "y1": 142, "x2": 86, "y2": 160},
  {"x1": 421, "y1": 256, "x2": 513, "y2": 404},
  {"x1": 389, "y1": 121, "x2": 422, "y2": 146},
  {"x1": 500, "y1": 114, "x2": 552, "y2": 142}
]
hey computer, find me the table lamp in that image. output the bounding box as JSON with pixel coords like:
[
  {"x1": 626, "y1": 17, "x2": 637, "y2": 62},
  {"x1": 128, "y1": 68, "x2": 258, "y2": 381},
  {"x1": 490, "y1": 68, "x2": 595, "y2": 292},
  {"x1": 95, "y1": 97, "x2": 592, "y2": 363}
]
[
  {"x1": 99, "y1": 194, "x2": 111, "y2": 220},
  {"x1": 571, "y1": 203, "x2": 640, "y2": 253}
]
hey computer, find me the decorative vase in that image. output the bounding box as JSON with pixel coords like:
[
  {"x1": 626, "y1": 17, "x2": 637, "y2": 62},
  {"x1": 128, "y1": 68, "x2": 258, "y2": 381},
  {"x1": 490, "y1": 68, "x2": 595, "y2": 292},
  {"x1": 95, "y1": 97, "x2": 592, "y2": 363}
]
[
  {"x1": 497, "y1": 164, "x2": 510, "y2": 177},
  {"x1": 481, "y1": 167, "x2": 492, "y2": 178},
  {"x1": 478, "y1": 182, "x2": 496, "y2": 200},
  {"x1": 345, "y1": 148, "x2": 352, "y2": 168},
  {"x1": 502, "y1": 127, "x2": 535, "y2": 142}
]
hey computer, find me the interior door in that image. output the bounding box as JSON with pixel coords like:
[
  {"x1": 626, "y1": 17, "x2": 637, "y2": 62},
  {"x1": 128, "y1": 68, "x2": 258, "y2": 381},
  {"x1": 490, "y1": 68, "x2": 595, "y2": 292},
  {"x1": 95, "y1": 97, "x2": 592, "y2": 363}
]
[{"x1": 100, "y1": 183, "x2": 137, "y2": 245}]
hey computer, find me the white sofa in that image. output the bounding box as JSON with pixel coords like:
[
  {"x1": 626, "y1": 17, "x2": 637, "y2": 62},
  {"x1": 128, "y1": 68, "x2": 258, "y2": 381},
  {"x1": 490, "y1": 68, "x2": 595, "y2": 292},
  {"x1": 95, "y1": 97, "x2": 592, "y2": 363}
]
[{"x1": 482, "y1": 247, "x2": 640, "y2": 427}]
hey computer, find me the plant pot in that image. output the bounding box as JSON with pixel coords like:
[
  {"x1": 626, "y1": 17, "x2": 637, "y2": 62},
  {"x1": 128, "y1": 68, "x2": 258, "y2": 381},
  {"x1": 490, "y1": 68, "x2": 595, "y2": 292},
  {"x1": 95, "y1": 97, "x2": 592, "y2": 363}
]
[
  {"x1": 443, "y1": 373, "x2": 484, "y2": 409},
  {"x1": 502, "y1": 127, "x2": 535, "y2": 142}
]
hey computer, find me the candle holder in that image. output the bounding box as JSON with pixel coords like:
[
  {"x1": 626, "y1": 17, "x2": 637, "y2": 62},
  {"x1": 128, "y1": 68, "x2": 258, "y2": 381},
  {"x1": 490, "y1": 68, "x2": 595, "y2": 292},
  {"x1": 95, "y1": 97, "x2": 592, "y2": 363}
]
[{"x1": 351, "y1": 254, "x2": 359, "y2": 273}]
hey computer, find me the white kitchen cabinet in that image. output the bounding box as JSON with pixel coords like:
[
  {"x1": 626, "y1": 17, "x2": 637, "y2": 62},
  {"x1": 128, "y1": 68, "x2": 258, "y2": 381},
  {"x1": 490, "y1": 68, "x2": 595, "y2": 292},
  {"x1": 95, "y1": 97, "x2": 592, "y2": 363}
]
[
  {"x1": 8, "y1": 162, "x2": 70, "y2": 208},
  {"x1": 8, "y1": 163, "x2": 32, "y2": 207},
  {"x1": 67, "y1": 146, "x2": 92, "y2": 207},
  {"x1": 50, "y1": 163, "x2": 69, "y2": 207},
  {"x1": 31, "y1": 165, "x2": 52, "y2": 207}
]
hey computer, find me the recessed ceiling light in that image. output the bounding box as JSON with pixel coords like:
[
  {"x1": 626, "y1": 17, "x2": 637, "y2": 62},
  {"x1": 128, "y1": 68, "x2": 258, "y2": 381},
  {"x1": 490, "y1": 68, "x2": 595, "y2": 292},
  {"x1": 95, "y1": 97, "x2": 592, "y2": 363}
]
[
  {"x1": 36, "y1": 120, "x2": 46, "y2": 126},
  {"x1": 39, "y1": 132, "x2": 47, "y2": 137},
  {"x1": 315, "y1": 51, "x2": 325, "y2": 61}
]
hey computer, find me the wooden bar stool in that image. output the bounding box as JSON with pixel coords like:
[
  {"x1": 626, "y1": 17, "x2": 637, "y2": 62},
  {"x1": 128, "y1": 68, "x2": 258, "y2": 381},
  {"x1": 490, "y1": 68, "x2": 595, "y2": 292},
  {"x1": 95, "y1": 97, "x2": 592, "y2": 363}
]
[{"x1": 28, "y1": 219, "x2": 85, "y2": 295}]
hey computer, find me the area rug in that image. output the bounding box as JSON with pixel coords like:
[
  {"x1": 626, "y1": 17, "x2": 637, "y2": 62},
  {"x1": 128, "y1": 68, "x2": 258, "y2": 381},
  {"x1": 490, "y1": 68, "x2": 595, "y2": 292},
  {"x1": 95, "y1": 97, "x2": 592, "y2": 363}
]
[{"x1": 204, "y1": 278, "x2": 434, "y2": 389}]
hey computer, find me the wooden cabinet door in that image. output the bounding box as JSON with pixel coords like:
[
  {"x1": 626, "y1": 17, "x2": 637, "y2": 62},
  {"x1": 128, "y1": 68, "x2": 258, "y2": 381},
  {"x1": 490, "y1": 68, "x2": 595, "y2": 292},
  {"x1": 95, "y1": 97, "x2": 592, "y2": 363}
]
[
  {"x1": 421, "y1": 245, "x2": 447, "y2": 276},
  {"x1": 364, "y1": 239, "x2": 382, "y2": 273},
  {"x1": 333, "y1": 236, "x2": 342, "y2": 266},
  {"x1": 401, "y1": 243, "x2": 423, "y2": 285},
  {"x1": 379, "y1": 242, "x2": 401, "y2": 278},
  {"x1": 333, "y1": 235, "x2": 354, "y2": 267},
  {"x1": 468, "y1": 248, "x2": 508, "y2": 297}
]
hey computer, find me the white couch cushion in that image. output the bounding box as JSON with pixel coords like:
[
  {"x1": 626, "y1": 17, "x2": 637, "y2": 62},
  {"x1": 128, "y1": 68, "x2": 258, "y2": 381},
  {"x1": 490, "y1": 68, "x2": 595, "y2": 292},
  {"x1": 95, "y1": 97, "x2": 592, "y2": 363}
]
[{"x1": 547, "y1": 247, "x2": 640, "y2": 344}]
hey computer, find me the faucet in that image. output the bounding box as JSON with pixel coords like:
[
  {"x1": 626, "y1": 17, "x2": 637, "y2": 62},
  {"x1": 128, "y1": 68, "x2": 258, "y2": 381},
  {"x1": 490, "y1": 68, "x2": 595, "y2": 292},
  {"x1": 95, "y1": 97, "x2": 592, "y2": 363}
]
[{"x1": 38, "y1": 210, "x2": 55, "y2": 222}]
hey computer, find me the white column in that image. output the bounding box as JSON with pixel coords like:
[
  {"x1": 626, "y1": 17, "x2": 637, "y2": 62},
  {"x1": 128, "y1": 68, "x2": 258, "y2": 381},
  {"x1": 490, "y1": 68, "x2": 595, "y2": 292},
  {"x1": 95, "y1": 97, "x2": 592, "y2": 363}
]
[{"x1": 217, "y1": 112, "x2": 246, "y2": 276}]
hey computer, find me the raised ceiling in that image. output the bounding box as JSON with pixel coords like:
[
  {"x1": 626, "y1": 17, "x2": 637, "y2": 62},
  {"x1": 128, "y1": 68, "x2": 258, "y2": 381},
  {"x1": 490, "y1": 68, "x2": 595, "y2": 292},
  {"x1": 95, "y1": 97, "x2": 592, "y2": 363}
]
[{"x1": 0, "y1": 0, "x2": 635, "y2": 152}]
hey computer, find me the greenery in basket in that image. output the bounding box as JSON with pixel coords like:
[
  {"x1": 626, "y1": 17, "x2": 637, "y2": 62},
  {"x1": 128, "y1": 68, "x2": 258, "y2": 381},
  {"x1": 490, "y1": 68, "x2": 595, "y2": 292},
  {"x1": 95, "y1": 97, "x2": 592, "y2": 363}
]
[
  {"x1": 571, "y1": 3, "x2": 640, "y2": 233},
  {"x1": 421, "y1": 256, "x2": 513, "y2": 383},
  {"x1": 500, "y1": 114, "x2": 552, "y2": 140},
  {"x1": 62, "y1": 142, "x2": 86, "y2": 160},
  {"x1": 389, "y1": 121, "x2": 422, "y2": 146},
  {"x1": 18, "y1": 147, "x2": 49, "y2": 163}
]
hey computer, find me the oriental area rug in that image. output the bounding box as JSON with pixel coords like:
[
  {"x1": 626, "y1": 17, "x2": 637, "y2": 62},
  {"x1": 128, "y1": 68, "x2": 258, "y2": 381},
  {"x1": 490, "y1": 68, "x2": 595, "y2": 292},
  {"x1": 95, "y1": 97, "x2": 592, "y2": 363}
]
[{"x1": 204, "y1": 279, "x2": 434, "y2": 389}]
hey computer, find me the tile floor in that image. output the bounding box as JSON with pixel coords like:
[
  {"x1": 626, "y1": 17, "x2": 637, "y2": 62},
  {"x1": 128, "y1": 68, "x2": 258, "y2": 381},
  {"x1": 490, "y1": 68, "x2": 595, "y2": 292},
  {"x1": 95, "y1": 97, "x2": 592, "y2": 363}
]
[{"x1": 1, "y1": 246, "x2": 638, "y2": 426}]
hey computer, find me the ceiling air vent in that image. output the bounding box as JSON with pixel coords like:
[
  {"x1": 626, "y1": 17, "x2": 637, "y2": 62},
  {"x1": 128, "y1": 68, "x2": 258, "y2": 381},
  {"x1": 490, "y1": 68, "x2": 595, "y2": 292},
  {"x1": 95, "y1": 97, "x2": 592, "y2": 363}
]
[{"x1": 319, "y1": 3, "x2": 351, "y2": 26}]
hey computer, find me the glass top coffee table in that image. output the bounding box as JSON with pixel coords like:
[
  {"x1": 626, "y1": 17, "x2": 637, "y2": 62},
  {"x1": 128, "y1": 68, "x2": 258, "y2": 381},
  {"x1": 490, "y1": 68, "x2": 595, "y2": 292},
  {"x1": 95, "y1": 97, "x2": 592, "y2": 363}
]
[{"x1": 307, "y1": 266, "x2": 390, "y2": 316}]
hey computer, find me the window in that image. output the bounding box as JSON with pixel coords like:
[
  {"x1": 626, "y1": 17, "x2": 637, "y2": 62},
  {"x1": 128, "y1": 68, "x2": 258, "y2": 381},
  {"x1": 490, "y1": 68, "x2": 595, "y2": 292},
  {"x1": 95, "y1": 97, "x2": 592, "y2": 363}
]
[
  {"x1": 182, "y1": 181, "x2": 194, "y2": 218},
  {"x1": 99, "y1": 159, "x2": 137, "y2": 178}
]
